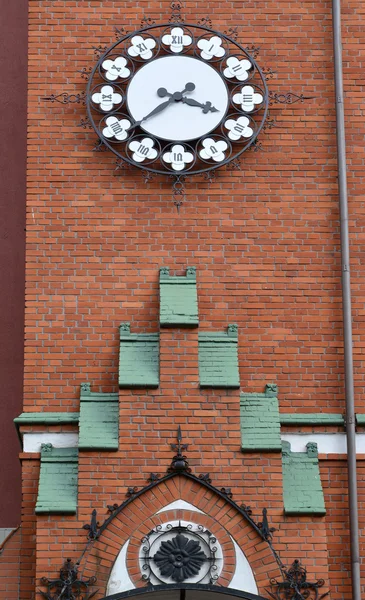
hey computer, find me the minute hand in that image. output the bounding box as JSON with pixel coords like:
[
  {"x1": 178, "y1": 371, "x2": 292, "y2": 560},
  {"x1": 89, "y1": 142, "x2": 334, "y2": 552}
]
[
  {"x1": 182, "y1": 97, "x2": 219, "y2": 113},
  {"x1": 129, "y1": 98, "x2": 173, "y2": 130}
]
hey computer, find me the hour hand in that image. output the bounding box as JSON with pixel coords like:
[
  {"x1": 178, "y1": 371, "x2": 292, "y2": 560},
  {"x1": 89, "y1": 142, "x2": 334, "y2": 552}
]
[{"x1": 181, "y1": 97, "x2": 219, "y2": 113}]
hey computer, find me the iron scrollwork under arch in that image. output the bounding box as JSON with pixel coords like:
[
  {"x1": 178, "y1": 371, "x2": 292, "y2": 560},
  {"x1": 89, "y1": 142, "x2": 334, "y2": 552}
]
[
  {"x1": 267, "y1": 560, "x2": 329, "y2": 600},
  {"x1": 39, "y1": 558, "x2": 97, "y2": 600}
]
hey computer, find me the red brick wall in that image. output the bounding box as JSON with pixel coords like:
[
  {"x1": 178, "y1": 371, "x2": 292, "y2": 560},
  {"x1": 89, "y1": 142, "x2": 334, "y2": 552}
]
[
  {"x1": 27, "y1": 0, "x2": 348, "y2": 408},
  {"x1": 22, "y1": 1, "x2": 365, "y2": 599}
]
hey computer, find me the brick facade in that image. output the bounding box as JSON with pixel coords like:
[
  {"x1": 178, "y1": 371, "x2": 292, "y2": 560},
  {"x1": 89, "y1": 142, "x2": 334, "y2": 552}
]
[{"x1": 1, "y1": 0, "x2": 364, "y2": 598}]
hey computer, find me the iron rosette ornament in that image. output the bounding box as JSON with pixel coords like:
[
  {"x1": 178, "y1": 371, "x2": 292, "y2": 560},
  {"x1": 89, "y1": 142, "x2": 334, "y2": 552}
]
[
  {"x1": 86, "y1": 22, "x2": 269, "y2": 177},
  {"x1": 139, "y1": 521, "x2": 222, "y2": 584},
  {"x1": 153, "y1": 532, "x2": 206, "y2": 582}
]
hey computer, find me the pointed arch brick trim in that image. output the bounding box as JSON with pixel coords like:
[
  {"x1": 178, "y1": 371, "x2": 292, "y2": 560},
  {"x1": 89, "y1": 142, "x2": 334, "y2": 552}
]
[
  {"x1": 82, "y1": 472, "x2": 283, "y2": 598},
  {"x1": 98, "y1": 472, "x2": 269, "y2": 541}
]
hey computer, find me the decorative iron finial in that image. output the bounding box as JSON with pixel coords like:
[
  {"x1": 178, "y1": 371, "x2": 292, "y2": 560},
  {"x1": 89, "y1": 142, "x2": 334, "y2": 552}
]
[
  {"x1": 199, "y1": 473, "x2": 212, "y2": 484},
  {"x1": 169, "y1": 1, "x2": 184, "y2": 24},
  {"x1": 107, "y1": 503, "x2": 119, "y2": 515},
  {"x1": 258, "y1": 508, "x2": 276, "y2": 541},
  {"x1": 82, "y1": 509, "x2": 99, "y2": 540},
  {"x1": 168, "y1": 426, "x2": 191, "y2": 473},
  {"x1": 141, "y1": 16, "x2": 156, "y2": 27}
]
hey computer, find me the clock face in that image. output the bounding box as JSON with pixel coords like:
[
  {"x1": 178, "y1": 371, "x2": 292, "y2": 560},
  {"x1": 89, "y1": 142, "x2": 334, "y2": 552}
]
[
  {"x1": 86, "y1": 23, "x2": 269, "y2": 176},
  {"x1": 126, "y1": 56, "x2": 229, "y2": 141}
]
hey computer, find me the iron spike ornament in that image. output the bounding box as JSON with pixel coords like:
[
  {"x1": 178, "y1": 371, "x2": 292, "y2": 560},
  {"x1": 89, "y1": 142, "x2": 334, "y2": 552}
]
[
  {"x1": 85, "y1": 21, "x2": 269, "y2": 178},
  {"x1": 168, "y1": 425, "x2": 191, "y2": 473}
]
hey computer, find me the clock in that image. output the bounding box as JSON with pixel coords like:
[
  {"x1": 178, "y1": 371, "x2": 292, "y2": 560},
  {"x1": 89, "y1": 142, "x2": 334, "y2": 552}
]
[{"x1": 86, "y1": 23, "x2": 269, "y2": 176}]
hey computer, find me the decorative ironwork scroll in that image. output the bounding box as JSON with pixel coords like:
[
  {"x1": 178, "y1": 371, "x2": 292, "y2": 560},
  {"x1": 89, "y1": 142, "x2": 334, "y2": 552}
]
[
  {"x1": 169, "y1": 2, "x2": 185, "y2": 24},
  {"x1": 267, "y1": 560, "x2": 329, "y2": 600},
  {"x1": 269, "y1": 92, "x2": 314, "y2": 105},
  {"x1": 39, "y1": 558, "x2": 97, "y2": 600},
  {"x1": 42, "y1": 92, "x2": 85, "y2": 105}
]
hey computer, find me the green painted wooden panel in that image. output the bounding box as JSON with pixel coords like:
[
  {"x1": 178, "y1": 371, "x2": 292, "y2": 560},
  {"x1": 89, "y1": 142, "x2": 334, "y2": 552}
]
[{"x1": 282, "y1": 441, "x2": 326, "y2": 515}]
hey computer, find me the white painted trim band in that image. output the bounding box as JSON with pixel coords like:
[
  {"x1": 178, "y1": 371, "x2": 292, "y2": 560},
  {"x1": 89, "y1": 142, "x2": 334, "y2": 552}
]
[
  {"x1": 23, "y1": 433, "x2": 79, "y2": 453},
  {"x1": 281, "y1": 433, "x2": 365, "y2": 454}
]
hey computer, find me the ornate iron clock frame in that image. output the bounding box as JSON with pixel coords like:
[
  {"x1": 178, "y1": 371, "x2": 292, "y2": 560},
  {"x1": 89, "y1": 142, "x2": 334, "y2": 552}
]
[
  {"x1": 85, "y1": 22, "x2": 269, "y2": 177},
  {"x1": 43, "y1": 2, "x2": 314, "y2": 206}
]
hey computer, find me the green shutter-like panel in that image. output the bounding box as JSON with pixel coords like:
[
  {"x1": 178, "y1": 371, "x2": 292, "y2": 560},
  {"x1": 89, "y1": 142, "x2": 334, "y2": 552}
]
[
  {"x1": 119, "y1": 323, "x2": 159, "y2": 388},
  {"x1": 159, "y1": 266, "x2": 198, "y2": 327},
  {"x1": 78, "y1": 383, "x2": 119, "y2": 451},
  {"x1": 282, "y1": 441, "x2": 326, "y2": 515},
  {"x1": 198, "y1": 325, "x2": 240, "y2": 388},
  {"x1": 240, "y1": 384, "x2": 281, "y2": 452},
  {"x1": 36, "y1": 445, "x2": 78, "y2": 514}
]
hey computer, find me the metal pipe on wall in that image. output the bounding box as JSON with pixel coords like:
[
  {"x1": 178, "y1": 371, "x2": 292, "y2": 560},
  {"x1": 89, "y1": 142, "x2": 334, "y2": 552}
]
[{"x1": 331, "y1": 1, "x2": 361, "y2": 598}]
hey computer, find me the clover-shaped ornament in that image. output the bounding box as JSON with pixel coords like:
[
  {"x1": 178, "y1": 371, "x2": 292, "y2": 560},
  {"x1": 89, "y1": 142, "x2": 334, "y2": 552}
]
[
  {"x1": 127, "y1": 35, "x2": 156, "y2": 60},
  {"x1": 162, "y1": 144, "x2": 194, "y2": 171},
  {"x1": 197, "y1": 36, "x2": 225, "y2": 60},
  {"x1": 162, "y1": 27, "x2": 192, "y2": 53},
  {"x1": 91, "y1": 85, "x2": 123, "y2": 112},
  {"x1": 102, "y1": 57, "x2": 131, "y2": 81},
  {"x1": 129, "y1": 138, "x2": 158, "y2": 163},
  {"x1": 224, "y1": 116, "x2": 253, "y2": 141},
  {"x1": 199, "y1": 138, "x2": 228, "y2": 162},
  {"x1": 232, "y1": 85, "x2": 263, "y2": 112},
  {"x1": 224, "y1": 57, "x2": 252, "y2": 82},
  {"x1": 102, "y1": 116, "x2": 131, "y2": 141}
]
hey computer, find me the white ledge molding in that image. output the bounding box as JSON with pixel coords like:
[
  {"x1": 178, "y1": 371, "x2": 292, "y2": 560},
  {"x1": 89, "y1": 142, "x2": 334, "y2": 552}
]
[{"x1": 281, "y1": 433, "x2": 365, "y2": 454}]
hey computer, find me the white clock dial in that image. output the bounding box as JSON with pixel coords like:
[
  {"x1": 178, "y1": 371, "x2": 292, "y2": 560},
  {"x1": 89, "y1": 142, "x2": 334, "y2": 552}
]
[{"x1": 126, "y1": 55, "x2": 229, "y2": 142}]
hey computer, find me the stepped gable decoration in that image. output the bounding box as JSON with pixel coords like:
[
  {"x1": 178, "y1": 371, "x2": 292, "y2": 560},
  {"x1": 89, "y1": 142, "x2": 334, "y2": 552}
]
[{"x1": 42, "y1": 2, "x2": 313, "y2": 205}]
